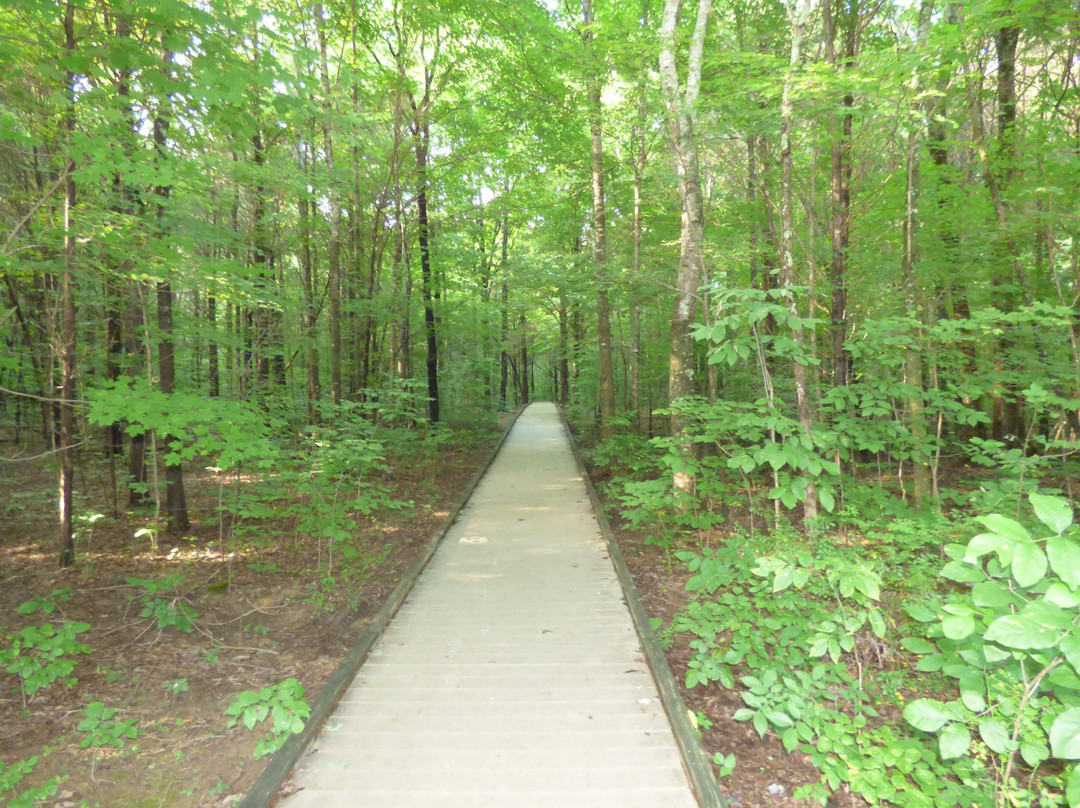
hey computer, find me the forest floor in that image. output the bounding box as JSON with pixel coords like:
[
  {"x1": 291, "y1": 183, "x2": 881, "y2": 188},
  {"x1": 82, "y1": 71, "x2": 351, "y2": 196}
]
[
  {"x1": 3, "y1": 415, "x2": 827, "y2": 808},
  {"x1": 0, "y1": 423, "x2": 502, "y2": 808}
]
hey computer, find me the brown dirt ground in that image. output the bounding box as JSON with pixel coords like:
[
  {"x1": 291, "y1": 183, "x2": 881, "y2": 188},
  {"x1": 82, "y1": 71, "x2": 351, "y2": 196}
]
[{"x1": 0, "y1": 420, "x2": 504, "y2": 808}]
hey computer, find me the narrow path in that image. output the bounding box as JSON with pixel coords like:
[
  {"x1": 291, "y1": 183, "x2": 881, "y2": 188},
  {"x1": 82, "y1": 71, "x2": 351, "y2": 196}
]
[{"x1": 277, "y1": 402, "x2": 703, "y2": 807}]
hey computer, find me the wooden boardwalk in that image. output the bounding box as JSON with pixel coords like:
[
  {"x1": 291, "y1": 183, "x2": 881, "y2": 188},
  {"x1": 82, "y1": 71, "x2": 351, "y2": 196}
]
[{"x1": 275, "y1": 402, "x2": 713, "y2": 807}]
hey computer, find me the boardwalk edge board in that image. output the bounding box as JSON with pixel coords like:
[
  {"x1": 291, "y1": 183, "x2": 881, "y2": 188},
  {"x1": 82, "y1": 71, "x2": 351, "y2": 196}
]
[
  {"x1": 236, "y1": 409, "x2": 524, "y2": 808},
  {"x1": 560, "y1": 408, "x2": 728, "y2": 808}
]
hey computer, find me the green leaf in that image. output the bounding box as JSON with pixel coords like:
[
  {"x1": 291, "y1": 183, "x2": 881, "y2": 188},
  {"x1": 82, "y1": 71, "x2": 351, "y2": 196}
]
[
  {"x1": 1051, "y1": 708, "x2": 1080, "y2": 759},
  {"x1": 972, "y1": 581, "x2": 1024, "y2": 608},
  {"x1": 965, "y1": 532, "x2": 1006, "y2": 562},
  {"x1": 767, "y1": 711, "x2": 794, "y2": 728},
  {"x1": 942, "y1": 613, "x2": 975, "y2": 640},
  {"x1": 1047, "y1": 536, "x2": 1080, "y2": 590},
  {"x1": 940, "y1": 561, "x2": 985, "y2": 584},
  {"x1": 1048, "y1": 583, "x2": 1080, "y2": 608},
  {"x1": 958, "y1": 671, "x2": 986, "y2": 713},
  {"x1": 978, "y1": 718, "x2": 1012, "y2": 754},
  {"x1": 985, "y1": 611, "x2": 1060, "y2": 649},
  {"x1": 1067, "y1": 763, "x2": 1080, "y2": 807},
  {"x1": 1020, "y1": 741, "x2": 1049, "y2": 767},
  {"x1": 782, "y1": 728, "x2": 799, "y2": 752},
  {"x1": 978, "y1": 514, "x2": 1031, "y2": 544},
  {"x1": 731, "y1": 708, "x2": 755, "y2": 722},
  {"x1": 903, "y1": 699, "x2": 952, "y2": 733},
  {"x1": 906, "y1": 603, "x2": 937, "y2": 622},
  {"x1": 1011, "y1": 540, "x2": 1047, "y2": 588},
  {"x1": 818, "y1": 487, "x2": 835, "y2": 513},
  {"x1": 1030, "y1": 493, "x2": 1074, "y2": 535},
  {"x1": 1062, "y1": 632, "x2": 1080, "y2": 671},
  {"x1": 902, "y1": 637, "x2": 936, "y2": 654},
  {"x1": 752, "y1": 710, "x2": 768, "y2": 737},
  {"x1": 939, "y1": 723, "x2": 971, "y2": 759}
]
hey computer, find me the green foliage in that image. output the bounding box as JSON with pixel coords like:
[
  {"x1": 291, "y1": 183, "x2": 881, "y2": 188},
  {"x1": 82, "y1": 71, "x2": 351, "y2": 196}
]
[
  {"x1": 0, "y1": 620, "x2": 90, "y2": 705},
  {"x1": 77, "y1": 701, "x2": 141, "y2": 749},
  {"x1": 0, "y1": 756, "x2": 63, "y2": 808},
  {"x1": 16, "y1": 588, "x2": 72, "y2": 617},
  {"x1": 87, "y1": 379, "x2": 283, "y2": 471},
  {"x1": 902, "y1": 493, "x2": 1080, "y2": 807},
  {"x1": 126, "y1": 575, "x2": 198, "y2": 634},
  {"x1": 225, "y1": 678, "x2": 310, "y2": 760}
]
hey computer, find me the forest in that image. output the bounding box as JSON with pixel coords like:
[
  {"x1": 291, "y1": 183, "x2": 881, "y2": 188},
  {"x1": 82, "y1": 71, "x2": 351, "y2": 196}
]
[{"x1": 1, "y1": 0, "x2": 1079, "y2": 805}]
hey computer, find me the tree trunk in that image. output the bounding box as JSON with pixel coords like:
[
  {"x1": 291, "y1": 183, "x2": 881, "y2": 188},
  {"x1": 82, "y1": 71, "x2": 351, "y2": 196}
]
[
  {"x1": 58, "y1": 0, "x2": 77, "y2": 568},
  {"x1": 153, "y1": 38, "x2": 189, "y2": 532},
  {"x1": 415, "y1": 117, "x2": 439, "y2": 422},
  {"x1": 583, "y1": 0, "x2": 616, "y2": 439},
  {"x1": 315, "y1": 3, "x2": 343, "y2": 407},
  {"x1": 780, "y1": 0, "x2": 818, "y2": 521},
  {"x1": 630, "y1": 0, "x2": 649, "y2": 433},
  {"x1": 299, "y1": 142, "x2": 320, "y2": 423},
  {"x1": 900, "y1": 0, "x2": 936, "y2": 505},
  {"x1": 659, "y1": 0, "x2": 712, "y2": 494},
  {"x1": 822, "y1": 0, "x2": 855, "y2": 388}
]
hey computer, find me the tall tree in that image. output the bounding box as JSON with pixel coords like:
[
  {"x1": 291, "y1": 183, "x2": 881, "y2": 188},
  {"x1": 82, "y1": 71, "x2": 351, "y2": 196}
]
[
  {"x1": 57, "y1": 0, "x2": 77, "y2": 568},
  {"x1": 779, "y1": 0, "x2": 819, "y2": 520},
  {"x1": 581, "y1": 0, "x2": 617, "y2": 439},
  {"x1": 153, "y1": 35, "x2": 189, "y2": 532},
  {"x1": 659, "y1": 0, "x2": 712, "y2": 494}
]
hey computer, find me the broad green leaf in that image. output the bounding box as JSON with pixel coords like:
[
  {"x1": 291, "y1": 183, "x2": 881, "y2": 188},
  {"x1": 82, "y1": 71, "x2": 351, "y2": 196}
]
[
  {"x1": 1047, "y1": 536, "x2": 1080, "y2": 590},
  {"x1": 965, "y1": 532, "x2": 1006, "y2": 562},
  {"x1": 940, "y1": 561, "x2": 985, "y2": 584},
  {"x1": 939, "y1": 722, "x2": 971, "y2": 759},
  {"x1": 978, "y1": 718, "x2": 1012, "y2": 754},
  {"x1": 972, "y1": 581, "x2": 1024, "y2": 609},
  {"x1": 1011, "y1": 540, "x2": 1047, "y2": 588},
  {"x1": 1030, "y1": 493, "x2": 1074, "y2": 535},
  {"x1": 958, "y1": 671, "x2": 986, "y2": 712},
  {"x1": 1047, "y1": 583, "x2": 1080, "y2": 608},
  {"x1": 1062, "y1": 632, "x2": 1080, "y2": 671},
  {"x1": 773, "y1": 565, "x2": 795, "y2": 592},
  {"x1": 1067, "y1": 763, "x2": 1080, "y2": 807},
  {"x1": 1020, "y1": 741, "x2": 1049, "y2": 767},
  {"x1": 903, "y1": 699, "x2": 952, "y2": 732},
  {"x1": 1050, "y1": 708, "x2": 1080, "y2": 759},
  {"x1": 782, "y1": 728, "x2": 799, "y2": 752},
  {"x1": 905, "y1": 603, "x2": 937, "y2": 622},
  {"x1": 985, "y1": 600, "x2": 1071, "y2": 649},
  {"x1": 942, "y1": 613, "x2": 975, "y2": 640},
  {"x1": 818, "y1": 487, "x2": 835, "y2": 513},
  {"x1": 902, "y1": 637, "x2": 936, "y2": 654},
  {"x1": 767, "y1": 711, "x2": 794, "y2": 728},
  {"x1": 978, "y1": 514, "x2": 1031, "y2": 544}
]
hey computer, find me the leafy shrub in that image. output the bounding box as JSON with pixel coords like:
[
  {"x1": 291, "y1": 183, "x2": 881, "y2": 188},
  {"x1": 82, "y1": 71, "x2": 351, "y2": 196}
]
[
  {"x1": 225, "y1": 678, "x2": 310, "y2": 759},
  {"x1": 903, "y1": 493, "x2": 1080, "y2": 807},
  {"x1": 77, "y1": 701, "x2": 140, "y2": 749},
  {"x1": 1, "y1": 620, "x2": 90, "y2": 705},
  {"x1": 126, "y1": 575, "x2": 198, "y2": 634}
]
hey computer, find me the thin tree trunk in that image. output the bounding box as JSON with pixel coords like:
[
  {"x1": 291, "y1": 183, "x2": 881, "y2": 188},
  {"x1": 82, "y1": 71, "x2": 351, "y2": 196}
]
[
  {"x1": 823, "y1": 0, "x2": 855, "y2": 388},
  {"x1": 583, "y1": 0, "x2": 616, "y2": 438},
  {"x1": 299, "y1": 141, "x2": 320, "y2": 423},
  {"x1": 630, "y1": 0, "x2": 650, "y2": 433},
  {"x1": 153, "y1": 38, "x2": 189, "y2": 532},
  {"x1": 58, "y1": 0, "x2": 77, "y2": 568},
  {"x1": 659, "y1": 0, "x2": 712, "y2": 494},
  {"x1": 415, "y1": 117, "x2": 439, "y2": 422},
  {"x1": 315, "y1": 3, "x2": 343, "y2": 407},
  {"x1": 780, "y1": 0, "x2": 819, "y2": 520},
  {"x1": 901, "y1": 0, "x2": 936, "y2": 505}
]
